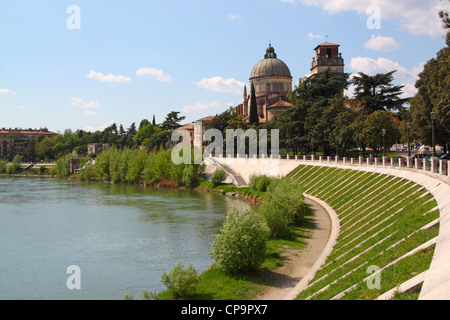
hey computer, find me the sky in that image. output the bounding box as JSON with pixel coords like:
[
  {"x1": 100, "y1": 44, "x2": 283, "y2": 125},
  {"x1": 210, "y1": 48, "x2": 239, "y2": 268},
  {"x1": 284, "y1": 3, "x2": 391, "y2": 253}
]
[{"x1": 1, "y1": 0, "x2": 449, "y2": 133}]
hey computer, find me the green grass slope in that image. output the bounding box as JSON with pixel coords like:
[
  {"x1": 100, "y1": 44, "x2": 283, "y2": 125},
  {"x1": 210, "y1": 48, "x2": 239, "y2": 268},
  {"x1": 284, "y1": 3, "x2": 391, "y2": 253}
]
[{"x1": 286, "y1": 165, "x2": 439, "y2": 300}]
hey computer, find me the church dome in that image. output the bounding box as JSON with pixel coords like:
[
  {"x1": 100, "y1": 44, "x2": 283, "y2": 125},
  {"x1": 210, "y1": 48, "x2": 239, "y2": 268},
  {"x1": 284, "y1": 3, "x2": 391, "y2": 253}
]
[{"x1": 250, "y1": 44, "x2": 292, "y2": 79}]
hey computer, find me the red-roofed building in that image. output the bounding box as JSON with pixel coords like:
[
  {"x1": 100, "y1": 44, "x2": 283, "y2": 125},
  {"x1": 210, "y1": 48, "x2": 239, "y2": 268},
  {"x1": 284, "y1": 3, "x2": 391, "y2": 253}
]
[
  {"x1": 236, "y1": 44, "x2": 292, "y2": 123},
  {"x1": 0, "y1": 128, "x2": 58, "y2": 159},
  {"x1": 311, "y1": 42, "x2": 345, "y2": 76}
]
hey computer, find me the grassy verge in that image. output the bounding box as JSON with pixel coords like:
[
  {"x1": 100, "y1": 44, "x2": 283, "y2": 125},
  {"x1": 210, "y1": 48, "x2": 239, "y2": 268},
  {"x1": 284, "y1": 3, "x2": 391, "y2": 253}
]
[
  {"x1": 290, "y1": 165, "x2": 439, "y2": 300},
  {"x1": 151, "y1": 204, "x2": 313, "y2": 300}
]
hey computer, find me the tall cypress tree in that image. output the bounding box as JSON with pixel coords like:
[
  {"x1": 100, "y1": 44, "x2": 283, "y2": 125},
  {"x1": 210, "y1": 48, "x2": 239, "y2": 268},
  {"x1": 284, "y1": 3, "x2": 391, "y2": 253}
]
[{"x1": 249, "y1": 82, "x2": 259, "y2": 125}]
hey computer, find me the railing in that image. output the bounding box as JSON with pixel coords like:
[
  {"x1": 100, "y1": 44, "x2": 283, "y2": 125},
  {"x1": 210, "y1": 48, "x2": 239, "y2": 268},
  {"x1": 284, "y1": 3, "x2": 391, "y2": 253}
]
[
  {"x1": 210, "y1": 153, "x2": 450, "y2": 184},
  {"x1": 280, "y1": 154, "x2": 449, "y2": 184}
]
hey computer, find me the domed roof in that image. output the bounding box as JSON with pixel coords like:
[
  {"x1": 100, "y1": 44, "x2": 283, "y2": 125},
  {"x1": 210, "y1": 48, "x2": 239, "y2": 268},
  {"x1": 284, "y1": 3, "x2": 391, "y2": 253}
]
[{"x1": 250, "y1": 44, "x2": 292, "y2": 79}]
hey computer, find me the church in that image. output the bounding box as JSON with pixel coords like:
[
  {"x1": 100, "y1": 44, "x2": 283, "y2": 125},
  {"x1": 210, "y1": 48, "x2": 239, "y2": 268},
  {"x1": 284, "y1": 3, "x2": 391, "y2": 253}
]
[{"x1": 235, "y1": 42, "x2": 345, "y2": 123}]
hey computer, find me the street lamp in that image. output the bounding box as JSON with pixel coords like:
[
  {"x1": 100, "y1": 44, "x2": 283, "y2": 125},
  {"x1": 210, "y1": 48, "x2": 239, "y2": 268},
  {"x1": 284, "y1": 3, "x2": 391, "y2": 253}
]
[
  {"x1": 430, "y1": 111, "x2": 436, "y2": 157},
  {"x1": 382, "y1": 129, "x2": 386, "y2": 158},
  {"x1": 406, "y1": 122, "x2": 411, "y2": 157},
  {"x1": 358, "y1": 133, "x2": 362, "y2": 157},
  {"x1": 335, "y1": 136, "x2": 338, "y2": 157}
]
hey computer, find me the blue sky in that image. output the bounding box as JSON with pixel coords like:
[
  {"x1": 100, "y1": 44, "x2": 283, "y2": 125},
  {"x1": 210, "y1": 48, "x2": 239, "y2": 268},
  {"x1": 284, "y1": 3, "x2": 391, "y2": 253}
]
[{"x1": 1, "y1": 0, "x2": 449, "y2": 133}]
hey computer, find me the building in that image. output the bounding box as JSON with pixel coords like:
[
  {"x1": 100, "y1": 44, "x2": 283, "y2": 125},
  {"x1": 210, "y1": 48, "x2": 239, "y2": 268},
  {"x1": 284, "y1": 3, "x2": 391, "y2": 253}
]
[
  {"x1": 310, "y1": 42, "x2": 345, "y2": 76},
  {"x1": 0, "y1": 128, "x2": 58, "y2": 159},
  {"x1": 176, "y1": 116, "x2": 215, "y2": 145},
  {"x1": 87, "y1": 143, "x2": 110, "y2": 156},
  {"x1": 237, "y1": 43, "x2": 293, "y2": 123}
]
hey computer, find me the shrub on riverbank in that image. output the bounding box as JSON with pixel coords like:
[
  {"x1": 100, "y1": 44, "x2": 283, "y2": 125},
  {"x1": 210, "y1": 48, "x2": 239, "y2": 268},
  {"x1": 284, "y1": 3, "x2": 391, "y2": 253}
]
[
  {"x1": 248, "y1": 174, "x2": 273, "y2": 192},
  {"x1": 210, "y1": 209, "x2": 270, "y2": 274},
  {"x1": 258, "y1": 178, "x2": 304, "y2": 238},
  {"x1": 5, "y1": 155, "x2": 23, "y2": 175},
  {"x1": 161, "y1": 263, "x2": 200, "y2": 299},
  {"x1": 75, "y1": 147, "x2": 205, "y2": 188},
  {"x1": 0, "y1": 159, "x2": 8, "y2": 173},
  {"x1": 210, "y1": 168, "x2": 228, "y2": 186}
]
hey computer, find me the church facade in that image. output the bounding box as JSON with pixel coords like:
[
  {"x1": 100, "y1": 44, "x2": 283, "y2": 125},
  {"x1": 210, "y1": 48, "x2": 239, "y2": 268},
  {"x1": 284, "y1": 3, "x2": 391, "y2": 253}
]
[{"x1": 236, "y1": 42, "x2": 345, "y2": 123}]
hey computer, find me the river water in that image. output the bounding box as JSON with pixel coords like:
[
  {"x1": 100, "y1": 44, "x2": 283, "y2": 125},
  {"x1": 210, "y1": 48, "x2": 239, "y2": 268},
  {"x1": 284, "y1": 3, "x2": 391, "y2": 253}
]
[{"x1": 0, "y1": 177, "x2": 248, "y2": 300}]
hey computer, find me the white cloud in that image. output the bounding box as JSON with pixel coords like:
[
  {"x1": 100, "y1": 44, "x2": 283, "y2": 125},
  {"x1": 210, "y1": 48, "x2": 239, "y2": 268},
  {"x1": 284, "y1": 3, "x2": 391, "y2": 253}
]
[
  {"x1": 84, "y1": 120, "x2": 115, "y2": 132},
  {"x1": 193, "y1": 76, "x2": 246, "y2": 94},
  {"x1": 306, "y1": 32, "x2": 324, "y2": 40},
  {"x1": 0, "y1": 89, "x2": 16, "y2": 95},
  {"x1": 86, "y1": 70, "x2": 131, "y2": 83},
  {"x1": 349, "y1": 57, "x2": 425, "y2": 98},
  {"x1": 68, "y1": 97, "x2": 102, "y2": 109},
  {"x1": 183, "y1": 101, "x2": 222, "y2": 114},
  {"x1": 364, "y1": 34, "x2": 400, "y2": 51},
  {"x1": 350, "y1": 57, "x2": 423, "y2": 83},
  {"x1": 299, "y1": 0, "x2": 450, "y2": 37},
  {"x1": 84, "y1": 110, "x2": 100, "y2": 116},
  {"x1": 136, "y1": 67, "x2": 172, "y2": 82},
  {"x1": 227, "y1": 13, "x2": 242, "y2": 20}
]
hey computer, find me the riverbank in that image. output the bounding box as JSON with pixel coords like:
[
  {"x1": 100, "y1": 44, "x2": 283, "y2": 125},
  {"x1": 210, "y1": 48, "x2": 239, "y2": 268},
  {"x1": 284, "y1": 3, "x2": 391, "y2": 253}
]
[{"x1": 1, "y1": 168, "x2": 328, "y2": 301}]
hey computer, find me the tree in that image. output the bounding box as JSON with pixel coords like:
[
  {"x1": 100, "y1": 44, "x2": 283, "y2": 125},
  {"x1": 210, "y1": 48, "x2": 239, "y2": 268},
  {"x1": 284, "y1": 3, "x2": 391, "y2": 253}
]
[
  {"x1": 299, "y1": 71, "x2": 349, "y2": 105},
  {"x1": 249, "y1": 82, "x2": 259, "y2": 125},
  {"x1": 162, "y1": 111, "x2": 186, "y2": 131},
  {"x1": 410, "y1": 8, "x2": 450, "y2": 151},
  {"x1": 207, "y1": 107, "x2": 237, "y2": 133},
  {"x1": 351, "y1": 71, "x2": 408, "y2": 113},
  {"x1": 276, "y1": 98, "x2": 308, "y2": 155},
  {"x1": 295, "y1": 72, "x2": 349, "y2": 156},
  {"x1": 125, "y1": 122, "x2": 137, "y2": 148},
  {"x1": 134, "y1": 123, "x2": 157, "y2": 146},
  {"x1": 331, "y1": 107, "x2": 358, "y2": 156},
  {"x1": 361, "y1": 110, "x2": 400, "y2": 154},
  {"x1": 139, "y1": 119, "x2": 150, "y2": 130},
  {"x1": 440, "y1": 2, "x2": 450, "y2": 46}
]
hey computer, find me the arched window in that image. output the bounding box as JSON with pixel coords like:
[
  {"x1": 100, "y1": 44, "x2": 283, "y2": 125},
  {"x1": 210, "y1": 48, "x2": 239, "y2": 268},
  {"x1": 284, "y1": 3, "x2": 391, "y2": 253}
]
[
  {"x1": 266, "y1": 83, "x2": 271, "y2": 92},
  {"x1": 326, "y1": 48, "x2": 332, "y2": 58},
  {"x1": 273, "y1": 83, "x2": 278, "y2": 92},
  {"x1": 279, "y1": 83, "x2": 284, "y2": 91}
]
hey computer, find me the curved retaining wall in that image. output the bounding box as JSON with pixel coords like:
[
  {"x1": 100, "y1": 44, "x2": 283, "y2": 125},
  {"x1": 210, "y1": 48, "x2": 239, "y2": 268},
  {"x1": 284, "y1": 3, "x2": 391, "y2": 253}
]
[
  {"x1": 208, "y1": 156, "x2": 450, "y2": 300},
  {"x1": 288, "y1": 160, "x2": 450, "y2": 300}
]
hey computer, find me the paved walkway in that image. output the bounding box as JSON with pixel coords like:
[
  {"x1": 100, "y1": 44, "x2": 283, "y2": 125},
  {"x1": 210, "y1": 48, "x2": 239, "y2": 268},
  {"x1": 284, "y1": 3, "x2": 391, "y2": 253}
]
[{"x1": 254, "y1": 197, "x2": 332, "y2": 300}]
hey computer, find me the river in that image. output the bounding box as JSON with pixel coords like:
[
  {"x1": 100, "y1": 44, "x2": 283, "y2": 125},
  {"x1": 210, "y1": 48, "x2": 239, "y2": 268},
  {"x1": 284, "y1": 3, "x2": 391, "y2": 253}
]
[{"x1": 0, "y1": 176, "x2": 248, "y2": 300}]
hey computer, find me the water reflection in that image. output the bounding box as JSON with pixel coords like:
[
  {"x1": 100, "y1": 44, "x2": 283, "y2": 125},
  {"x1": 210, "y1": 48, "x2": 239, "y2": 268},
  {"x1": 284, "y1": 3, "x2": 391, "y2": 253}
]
[{"x1": 0, "y1": 177, "x2": 249, "y2": 300}]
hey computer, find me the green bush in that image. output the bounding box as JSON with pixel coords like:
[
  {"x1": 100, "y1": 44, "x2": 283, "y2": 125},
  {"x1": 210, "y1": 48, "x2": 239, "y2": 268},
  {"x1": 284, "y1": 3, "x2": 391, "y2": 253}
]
[
  {"x1": 256, "y1": 175, "x2": 272, "y2": 192},
  {"x1": 56, "y1": 154, "x2": 76, "y2": 177},
  {"x1": 39, "y1": 166, "x2": 46, "y2": 175},
  {"x1": 161, "y1": 263, "x2": 199, "y2": 299},
  {"x1": 210, "y1": 209, "x2": 270, "y2": 274},
  {"x1": 0, "y1": 159, "x2": 8, "y2": 173},
  {"x1": 210, "y1": 168, "x2": 227, "y2": 186},
  {"x1": 259, "y1": 178, "x2": 304, "y2": 238},
  {"x1": 125, "y1": 149, "x2": 148, "y2": 183},
  {"x1": 4, "y1": 155, "x2": 22, "y2": 174},
  {"x1": 249, "y1": 174, "x2": 273, "y2": 192},
  {"x1": 5, "y1": 163, "x2": 16, "y2": 174}
]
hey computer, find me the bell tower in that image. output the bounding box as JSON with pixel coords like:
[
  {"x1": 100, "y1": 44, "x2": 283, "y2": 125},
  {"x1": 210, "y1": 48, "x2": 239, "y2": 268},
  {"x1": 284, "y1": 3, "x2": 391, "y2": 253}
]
[{"x1": 310, "y1": 42, "x2": 344, "y2": 76}]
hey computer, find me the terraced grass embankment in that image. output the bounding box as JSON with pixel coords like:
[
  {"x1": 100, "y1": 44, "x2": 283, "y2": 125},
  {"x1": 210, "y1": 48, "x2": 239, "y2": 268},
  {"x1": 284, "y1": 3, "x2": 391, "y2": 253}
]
[{"x1": 286, "y1": 165, "x2": 440, "y2": 300}]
